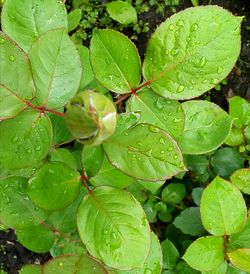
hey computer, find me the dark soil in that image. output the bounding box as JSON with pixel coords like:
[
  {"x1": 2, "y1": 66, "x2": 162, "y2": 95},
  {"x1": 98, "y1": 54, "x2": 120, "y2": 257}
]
[{"x1": 1, "y1": 0, "x2": 249, "y2": 273}]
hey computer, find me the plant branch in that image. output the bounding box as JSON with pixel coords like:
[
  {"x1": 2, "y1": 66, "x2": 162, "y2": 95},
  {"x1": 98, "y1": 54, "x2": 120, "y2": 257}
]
[
  {"x1": 223, "y1": 234, "x2": 228, "y2": 260},
  {"x1": 25, "y1": 100, "x2": 65, "y2": 117},
  {"x1": 81, "y1": 173, "x2": 92, "y2": 195}
]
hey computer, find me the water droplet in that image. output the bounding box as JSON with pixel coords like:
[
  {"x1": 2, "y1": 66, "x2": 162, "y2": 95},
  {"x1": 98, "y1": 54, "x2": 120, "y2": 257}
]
[
  {"x1": 186, "y1": 36, "x2": 191, "y2": 42},
  {"x1": 171, "y1": 48, "x2": 179, "y2": 56},
  {"x1": 177, "y1": 19, "x2": 184, "y2": 27},
  {"x1": 174, "y1": 154, "x2": 178, "y2": 159},
  {"x1": 9, "y1": 55, "x2": 16, "y2": 62},
  {"x1": 168, "y1": 146, "x2": 174, "y2": 151},
  {"x1": 48, "y1": 169, "x2": 54, "y2": 174},
  {"x1": 168, "y1": 24, "x2": 174, "y2": 31},
  {"x1": 154, "y1": 99, "x2": 164, "y2": 110},
  {"x1": 159, "y1": 138, "x2": 165, "y2": 145},
  {"x1": 35, "y1": 146, "x2": 41, "y2": 151},
  {"x1": 0, "y1": 38, "x2": 5, "y2": 45},
  {"x1": 124, "y1": 132, "x2": 129, "y2": 136},
  {"x1": 190, "y1": 79, "x2": 196, "y2": 84},
  {"x1": 148, "y1": 125, "x2": 160, "y2": 133},
  {"x1": 211, "y1": 78, "x2": 219, "y2": 85},
  {"x1": 144, "y1": 269, "x2": 152, "y2": 274},
  {"x1": 59, "y1": 262, "x2": 63, "y2": 267},
  {"x1": 102, "y1": 229, "x2": 108, "y2": 235},
  {"x1": 217, "y1": 66, "x2": 222, "y2": 73},
  {"x1": 12, "y1": 136, "x2": 18, "y2": 143},
  {"x1": 191, "y1": 23, "x2": 198, "y2": 31},
  {"x1": 160, "y1": 150, "x2": 165, "y2": 154},
  {"x1": 128, "y1": 146, "x2": 139, "y2": 152},
  {"x1": 190, "y1": 53, "x2": 206, "y2": 68},
  {"x1": 177, "y1": 85, "x2": 184, "y2": 93},
  {"x1": 27, "y1": 149, "x2": 32, "y2": 153},
  {"x1": 202, "y1": 79, "x2": 208, "y2": 84}
]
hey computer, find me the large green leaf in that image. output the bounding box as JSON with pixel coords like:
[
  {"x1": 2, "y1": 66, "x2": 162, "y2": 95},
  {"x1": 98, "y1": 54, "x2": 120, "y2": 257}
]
[
  {"x1": 0, "y1": 32, "x2": 34, "y2": 119},
  {"x1": 43, "y1": 254, "x2": 108, "y2": 274},
  {"x1": 162, "y1": 239, "x2": 180, "y2": 270},
  {"x1": 179, "y1": 101, "x2": 232, "y2": 154},
  {"x1": 28, "y1": 162, "x2": 81, "y2": 210},
  {"x1": 183, "y1": 236, "x2": 224, "y2": 271},
  {"x1": 16, "y1": 224, "x2": 56, "y2": 253},
  {"x1": 77, "y1": 186, "x2": 151, "y2": 270},
  {"x1": 143, "y1": 6, "x2": 242, "y2": 99},
  {"x1": 227, "y1": 249, "x2": 250, "y2": 273},
  {"x1": 128, "y1": 88, "x2": 184, "y2": 140},
  {"x1": 200, "y1": 177, "x2": 247, "y2": 236},
  {"x1": 103, "y1": 122, "x2": 185, "y2": 181},
  {"x1": 106, "y1": 1, "x2": 137, "y2": 24},
  {"x1": 90, "y1": 29, "x2": 141, "y2": 94},
  {"x1": 29, "y1": 29, "x2": 82, "y2": 109},
  {"x1": 0, "y1": 176, "x2": 48, "y2": 229},
  {"x1": 0, "y1": 110, "x2": 52, "y2": 170},
  {"x1": 1, "y1": 0, "x2": 67, "y2": 52},
  {"x1": 230, "y1": 169, "x2": 250, "y2": 194}
]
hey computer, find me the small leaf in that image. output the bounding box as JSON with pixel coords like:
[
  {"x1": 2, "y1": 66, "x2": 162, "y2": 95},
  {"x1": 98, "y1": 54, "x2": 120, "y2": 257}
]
[
  {"x1": 90, "y1": 29, "x2": 141, "y2": 94},
  {"x1": 28, "y1": 162, "x2": 81, "y2": 210},
  {"x1": 230, "y1": 169, "x2": 250, "y2": 194},
  {"x1": 1, "y1": 0, "x2": 68, "y2": 52},
  {"x1": 16, "y1": 224, "x2": 56, "y2": 253},
  {"x1": 202, "y1": 261, "x2": 228, "y2": 274},
  {"x1": 161, "y1": 183, "x2": 186, "y2": 204},
  {"x1": 0, "y1": 110, "x2": 52, "y2": 170},
  {"x1": 173, "y1": 207, "x2": 205, "y2": 236},
  {"x1": 227, "y1": 249, "x2": 250, "y2": 273},
  {"x1": 229, "y1": 218, "x2": 250, "y2": 250},
  {"x1": 176, "y1": 261, "x2": 200, "y2": 274},
  {"x1": 185, "y1": 155, "x2": 209, "y2": 176},
  {"x1": 183, "y1": 236, "x2": 224, "y2": 271},
  {"x1": 103, "y1": 120, "x2": 185, "y2": 181},
  {"x1": 106, "y1": 1, "x2": 137, "y2": 24},
  {"x1": 29, "y1": 29, "x2": 82, "y2": 109},
  {"x1": 0, "y1": 176, "x2": 48, "y2": 229},
  {"x1": 65, "y1": 91, "x2": 117, "y2": 145},
  {"x1": 162, "y1": 239, "x2": 180, "y2": 270},
  {"x1": 50, "y1": 148, "x2": 77, "y2": 170},
  {"x1": 77, "y1": 186, "x2": 151, "y2": 270},
  {"x1": 179, "y1": 101, "x2": 232, "y2": 154},
  {"x1": 211, "y1": 148, "x2": 245, "y2": 177},
  {"x1": 68, "y1": 9, "x2": 82, "y2": 32},
  {"x1": 143, "y1": 6, "x2": 242, "y2": 99},
  {"x1": 229, "y1": 96, "x2": 250, "y2": 127},
  {"x1": 128, "y1": 88, "x2": 184, "y2": 140},
  {"x1": 19, "y1": 265, "x2": 42, "y2": 274},
  {"x1": 200, "y1": 176, "x2": 247, "y2": 236},
  {"x1": 0, "y1": 32, "x2": 34, "y2": 119},
  {"x1": 77, "y1": 45, "x2": 94, "y2": 90}
]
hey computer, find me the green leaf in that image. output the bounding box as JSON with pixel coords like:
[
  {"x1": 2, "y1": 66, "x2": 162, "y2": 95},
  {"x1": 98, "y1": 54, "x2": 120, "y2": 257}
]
[
  {"x1": 90, "y1": 156, "x2": 136, "y2": 189},
  {"x1": 103, "y1": 122, "x2": 185, "y2": 181},
  {"x1": 173, "y1": 207, "x2": 205, "y2": 236},
  {"x1": 137, "y1": 180, "x2": 165, "y2": 194},
  {"x1": 90, "y1": 29, "x2": 141, "y2": 94},
  {"x1": 28, "y1": 162, "x2": 81, "y2": 211},
  {"x1": 65, "y1": 91, "x2": 117, "y2": 145},
  {"x1": 50, "y1": 148, "x2": 77, "y2": 170},
  {"x1": 82, "y1": 145, "x2": 104, "y2": 178},
  {"x1": 191, "y1": 187, "x2": 204, "y2": 206},
  {"x1": 19, "y1": 265, "x2": 42, "y2": 274},
  {"x1": 230, "y1": 169, "x2": 250, "y2": 194},
  {"x1": 77, "y1": 186, "x2": 151, "y2": 270},
  {"x1": 202, "y1": 261, "x2": 228, "y2": 274},
  {"x1": 128, "y1": 88, "x2": 184, "y2": 140},
  {"x1": 68, "y1": 9, "x2": 82, "y2": 32},
  {"x1": 185, "y1": 155, "x2": 209, "y2": 176},
  {"x1": 77, "y1": 45, "x2": 94, "y2": 90},
  {"x1": 183, "y1": 236, "x2": 224, "y2": 271},
  {"x1": 43, "y1": 254, "x2": 108, "y2": 274},
  {"x1": 143, "y1": 6, "x2": 242, "y2": 100},
  {"x1": 229, "y1": 218, "x2": 250, "y2": 250},
  {"x1": 29, "y1": 29, "x2": 82, "y2": 109},
  {"x1": 200, "y1": 176, "x2": 247, "y2": 236},
  {"x1": 211, "y1": 148, "x2": 245, "y2": 177},
  {"x1": 227, "y1": 249, "x2": 250, "y2": 273},
  {"x1": 0, "y1": 176, "x2": 48, "y2": 229},
  {"x1": 229, "y1": 96, "x2": 250, "y2": 127},
  {"x1": 0, "y1": 32, "x2": 34, "y2": 120},
  {"x1": 161, "y1": 183, "x2": 186, "y2": 204},
  {"x1": 227, "y1": 265, "x2": 247, "y2": 274},
  {"x1": 179, "y1": 101, "x2": 232, "y2": 154},
  {"x1": 1, "y1": 0, "x2": 68, "y2": 52},
  {"x1": 0, "y1": 110, "x2": 52, "y2": 170},
  {"x1": 176, "y1": 261, "x2": 200, "y2": 274},
  {"x1": 106, "y1": 1, "x2": 137, "y2": 24},
  {"x1": 162, "y1": 239, "x2": 180, "y2": 270},
  {"x1": 16, "y1": 224, "x2": 56, "y2": 253},
  {"x1": 225, "y1": 126, "x2": 243, "y2": 147}
]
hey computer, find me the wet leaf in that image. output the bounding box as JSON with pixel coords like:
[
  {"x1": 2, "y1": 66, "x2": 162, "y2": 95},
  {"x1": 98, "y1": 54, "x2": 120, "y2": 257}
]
[
  {"x1": 227, "y1": 249, "x2": 250, "y2": 273},
  {"x1": 230, "y1": 169, "x2": 250, "y2": 194}
]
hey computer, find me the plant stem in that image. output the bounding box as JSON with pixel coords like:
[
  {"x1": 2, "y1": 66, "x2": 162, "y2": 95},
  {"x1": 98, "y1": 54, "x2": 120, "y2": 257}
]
[
  {"x1": 81, "y1": 173, "x2": 92, "y2": 195},
  {"x1": 223, "y1": 234, "x2": 229, "y2": 260}
]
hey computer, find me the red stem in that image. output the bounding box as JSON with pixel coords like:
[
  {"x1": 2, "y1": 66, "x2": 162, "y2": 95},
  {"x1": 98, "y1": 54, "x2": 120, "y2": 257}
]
[
  {"x1": 223, "y1": 234, "x2": 228, "y2": 260},
  {"x1": 80, "y1": 174, "x2": 92, "y2": 195},
  {"x1": 25, "y1": 100, "x2": 65, "y2": 117}
]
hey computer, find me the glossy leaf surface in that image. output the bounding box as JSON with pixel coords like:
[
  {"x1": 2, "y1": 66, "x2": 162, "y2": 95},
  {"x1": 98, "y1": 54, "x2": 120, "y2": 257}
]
[
  {"x1": 183, "y1": 236, "x2": 224, "y2": 271},
  {"x1": 128, "y1": 88, "x2": 184, "y2": 140},
  {"x1": 229, "y1": 218, "x2": 250, "y2": 250},
  {"x1": 77, "y1": 186, "x2": 151, "y2": 270},
  {"x1": 1, "y1": 0, "x2": 68, "y2": 52},
  {"x1": 103, "y1": 122, "x2": 185, "y2": 181},
  {"x1": 90, "y1": 29, "x2": 141, "y2": 93},
  {"x1": 0, "y1": 32, "x2": 34, "y2": 119},
  {"x1": 28, "y1": 162, "x2": 81, "y2": 210},
  {"x1": 179, "y1": 101, "x2": 232, "y2": 154},
  {"x1": 0, "y1": 177, "x2": 48, "y2": 229},
  {"x1": 0, "y1": 111, "x2": 52, "y2": 170},
  {"x1": 230, "y1": 169, "x2": 250, "y2": 194},
  {"x1": 19, "y1": 265, "x2": 42, "y2": 274},
  {"x1": 29, "y1": 29, "x2": 82, "y2": 109},
  {"x1": 200, "y1": 177, "x2": 247, "y2": 236},
  {"x1": 228, "y1": 249, "x2": 250, "y2": 273},
  {"x1": 143, "y1": 6, "x2": 242, "y2": 99}
]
